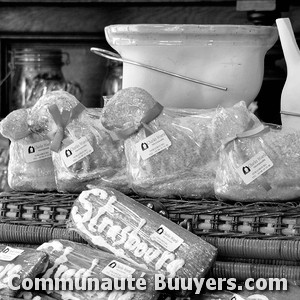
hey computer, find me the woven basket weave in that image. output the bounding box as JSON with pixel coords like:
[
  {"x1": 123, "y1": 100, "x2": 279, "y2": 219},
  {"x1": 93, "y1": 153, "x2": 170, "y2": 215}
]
[
  {"x1": 2, "y1": 191, "x2": 300, "y2": 238},
  {"x1": 138, "y1": 197, "x2": 300, "y2": 239},
  {"x1": 1, "y1": 191, "x2": 300, "y2": 284},
  {"x1": 0, "y1": 191, "x2": 77, "y2": 227}
]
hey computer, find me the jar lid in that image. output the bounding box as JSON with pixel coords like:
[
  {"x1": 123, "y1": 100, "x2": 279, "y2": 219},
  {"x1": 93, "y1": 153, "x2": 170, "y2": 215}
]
[{"x1": 12, "y1": 48, "x2": 65, "y2": 66}]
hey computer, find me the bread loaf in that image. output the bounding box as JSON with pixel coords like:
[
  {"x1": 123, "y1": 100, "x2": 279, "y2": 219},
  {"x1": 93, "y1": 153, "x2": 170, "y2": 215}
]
[
  {"x1": 0, "y1": 244, "x2": 49, "y2": 297},
  {"x1": 1, "y1": 90, "x2": 129, "y2": 193},
  {"x1": 69, "y1": 188, "x2": 217, "y2": 281},
  {"x1": 50, "y1": 107, "x2": 129, "y2": 194},
  {"x1": 215, "y1": 125, "x2": 300, "y2": 201},
  {"x1": 101, "y1": 87, "x2": 260, "y2": 198},
  {"x1": 0, "y1": 108, "x2": 57, "y2": 192},
  {"x1": 37, "y1": 239, "x2": 159, "y2": 300},
  {"x1": 0, "y1": 91, "x2": 81, "y2": 191}
]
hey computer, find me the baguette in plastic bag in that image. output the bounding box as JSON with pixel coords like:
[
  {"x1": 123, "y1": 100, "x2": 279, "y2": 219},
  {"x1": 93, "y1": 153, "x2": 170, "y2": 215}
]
[
  {"x1": 68, "y1": 188, "x2": 217, "y2": 282},
  {"x1": 0, "y1": 244, "x2": 49, "y2": 297},
  {"x1": 37, "y1": 239, "x2": 160, "y2": 300}
]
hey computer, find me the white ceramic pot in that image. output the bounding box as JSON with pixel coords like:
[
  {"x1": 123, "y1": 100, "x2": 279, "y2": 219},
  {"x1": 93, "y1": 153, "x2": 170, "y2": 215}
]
[{"x1": 105, "y1": 24, "x2": 278, "y2": 109}]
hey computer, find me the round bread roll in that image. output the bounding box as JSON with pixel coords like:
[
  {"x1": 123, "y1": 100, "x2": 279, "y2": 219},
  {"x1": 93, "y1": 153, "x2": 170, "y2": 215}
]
[
  {"x1": 101, "y1": 87, "x2": 157, "y2": 132},
  {"x1": 0, "y1": 108, "x2": 30, "y2": 141},
  {"x1": 28, "y1": 90, "x2": 79, "y2": 135}
]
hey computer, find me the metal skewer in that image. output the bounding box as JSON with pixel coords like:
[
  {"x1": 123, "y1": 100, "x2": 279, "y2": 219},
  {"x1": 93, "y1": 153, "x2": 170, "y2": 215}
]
[{"x1": 90, "y1": 47, "x2": 228, "y2": 91}]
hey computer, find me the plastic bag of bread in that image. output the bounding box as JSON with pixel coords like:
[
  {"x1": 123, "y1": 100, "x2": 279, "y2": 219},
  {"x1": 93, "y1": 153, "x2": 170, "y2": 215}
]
[
  {"x1": 101, "y1": 87, "x2": 260, "y2": 198},
  {"x1": 37, "y1": 239, "x2": 160, "y2": 300},
  {"x1": 0, "y1": 244, "x2": 49, "y2": 297},
  {"x1": 68, "y1": 187, "x2": 217, "y2": 284},
  {"x1": 0, "y1": 91, "x2": 82, "y2": 191},
  {"x1": 5, "y1": 89, "x2": 128, "y2": 193},
  {"x1": 215, "y1": 124, "x2": 300, "y2": 201},
  {"x1": 0, "y1": 107, "x2": 57, "y2": 191},
  {"x1": 47, "y1": 102, "x2": 128, "y2": 193}
]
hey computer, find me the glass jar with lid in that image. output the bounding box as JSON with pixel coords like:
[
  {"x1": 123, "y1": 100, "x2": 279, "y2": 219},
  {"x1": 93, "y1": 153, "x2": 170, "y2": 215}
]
[{"x1": 9, "y1": 48, "x2": 82, "y2": 111}]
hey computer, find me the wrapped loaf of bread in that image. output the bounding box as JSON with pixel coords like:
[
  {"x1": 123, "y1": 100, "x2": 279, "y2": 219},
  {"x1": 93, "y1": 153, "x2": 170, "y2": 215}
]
[
  {"x1": 215, "y1": 124, "x2": 300, "y2": 201},
  {"x1": 8, "y1": 90, "x2": 129, "y2": 193},
  {"x1": 37, "y1": 239, "x2": 160, "y2": 300},
  {"x1": 0, "y1": 107, "x2": 58, "y2": 191},
  {"x1": 69, "y1": 188, "x2": 217, "y2": 283},
  {"x1": 0, "y1": 244, "x2": 49, "y2": 297},
  {"x1": 48, "y1": 104, "x2": 128, "y2": 194},
  {"x1": 101, "y1": 87, "x2": 260, "y2": 198},
  {"x1": 0, "y1": 91, "x2": 81, "y2": 191}
]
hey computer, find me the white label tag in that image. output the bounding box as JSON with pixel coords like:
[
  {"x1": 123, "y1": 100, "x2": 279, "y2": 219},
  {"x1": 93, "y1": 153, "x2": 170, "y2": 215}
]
[
  {"x1": 136, "y1": 130, "x2": 171, "y2": 160},
  {"x1": 0, "y1": 247, "x2": 24, "y2": 261},
  {"x1": 236, "y1": 151, "x2": 273, "y2": 185},
  {"x1": 24, "y1": 140, "x2": 51, "y2": 163},
  {"x1": 60, "y1": 137, "x2": 94, "y2": 168},
  {"x1": 150, "y1": 225, "x2": 183, "y2": 252},
  {"x1": 102, "y1": 260, "x2": 136, "y2": 279}
]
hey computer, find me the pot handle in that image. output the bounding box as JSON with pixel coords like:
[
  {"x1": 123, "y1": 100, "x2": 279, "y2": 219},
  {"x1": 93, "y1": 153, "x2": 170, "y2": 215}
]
[{"x1": 90, "y1": 47, "x2": 228, "y2": 91}]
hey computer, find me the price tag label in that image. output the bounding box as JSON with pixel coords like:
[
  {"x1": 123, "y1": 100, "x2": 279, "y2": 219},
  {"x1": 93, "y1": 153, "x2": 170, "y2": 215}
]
[
  {"x1": 102, "y1": 260, "x2": 135, "y2": 279},
  {"x1": 24, "y1": 140, "x2": 51, "y2": 163},
  {"x1": 150, "y1": 225, "x2": 183, "y2": 252},
  {"x1": 60, "y1": 137, "x2": 94, "y2": 168},
  {"x1": 0, "y1": 247, "x2": 24, "y2": 261},
  {"x1": 236, "y1": 151, "x2": 273, "y2": 185},
  {"x1": 136, "y1": 130, "x2": 171, "y2": 160}
]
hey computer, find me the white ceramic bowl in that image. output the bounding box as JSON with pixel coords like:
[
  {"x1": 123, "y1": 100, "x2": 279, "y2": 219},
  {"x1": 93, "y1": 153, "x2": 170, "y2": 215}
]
[{"x1": 105, "y1": 24, "x2": 278, "y2": 109}]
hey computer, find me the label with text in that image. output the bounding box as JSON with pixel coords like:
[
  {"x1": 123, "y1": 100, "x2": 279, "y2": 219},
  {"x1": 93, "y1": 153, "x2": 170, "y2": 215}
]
[
  {"x1": 150, "y1": 225, "x2": 184, "y2": 252},
  {"x1": 60, "y1": 137, "x2": 94, "y2": 168},
  {"x1": 236, "y1": 151, "x2": 273, "y2": 185},
  {"x1": 136, "y1": 130, "x2": 171, "y2": 160},
  {"x1": 0, "y1": 247, "x2": 24, "y2": 261},
  {"x1": 102, "y1": 260, "x2": 136, "y2": 279},
  {"x1": 24, "y1": 140, "x2": 51, "y2": 163}
]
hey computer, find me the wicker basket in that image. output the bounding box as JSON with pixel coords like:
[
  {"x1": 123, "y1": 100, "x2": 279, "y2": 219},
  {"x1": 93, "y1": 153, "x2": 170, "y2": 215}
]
[
  {"x1": 138, "y1": 197, "x2": 300, "y2": 239},
  {"x1": 0, "y1": 191, "x2": 77, "y2": 227},
  {"x1": 2, "y1": 192, "x2": 300, "y2": 239},
  {"x1": 1, "y1": 191, "x2": 300, "y2": 284}
]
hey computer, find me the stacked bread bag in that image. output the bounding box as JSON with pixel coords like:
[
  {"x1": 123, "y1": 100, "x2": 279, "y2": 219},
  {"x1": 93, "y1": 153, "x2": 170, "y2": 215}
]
[
  {"x1": 0, "y1": 92, "x2": 77, "y2": 191},
  {"x1": 101, "y1": 87, "x2": 261, "y2": 198},
  {"x1": 68, "y1": 187, "x2": 217, "y2": 298},
  {"x1": 214, "y1": 121, "x2": 300, "y2": 201},
  {"x1": 37, "y1": 239, "x2": 160, "y2": 300}
]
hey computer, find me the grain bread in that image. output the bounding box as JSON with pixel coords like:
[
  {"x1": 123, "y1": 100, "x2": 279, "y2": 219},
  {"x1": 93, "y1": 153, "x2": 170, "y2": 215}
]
[
  {"x1": 215, "y1": 125, "x2": 300, "y2": 201},
  {"x1": 101, "y1": 87, "x2": 260, "y2": 198},
  {"x1": 0, "y1": 244, "x2": 49, "y2": 297},
  {"x1": 38, "y1": 239, "x2": 159, "y2": 300},
  {"x1": 69, "y1": 188, "x2": 217, "y2": 281}
]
